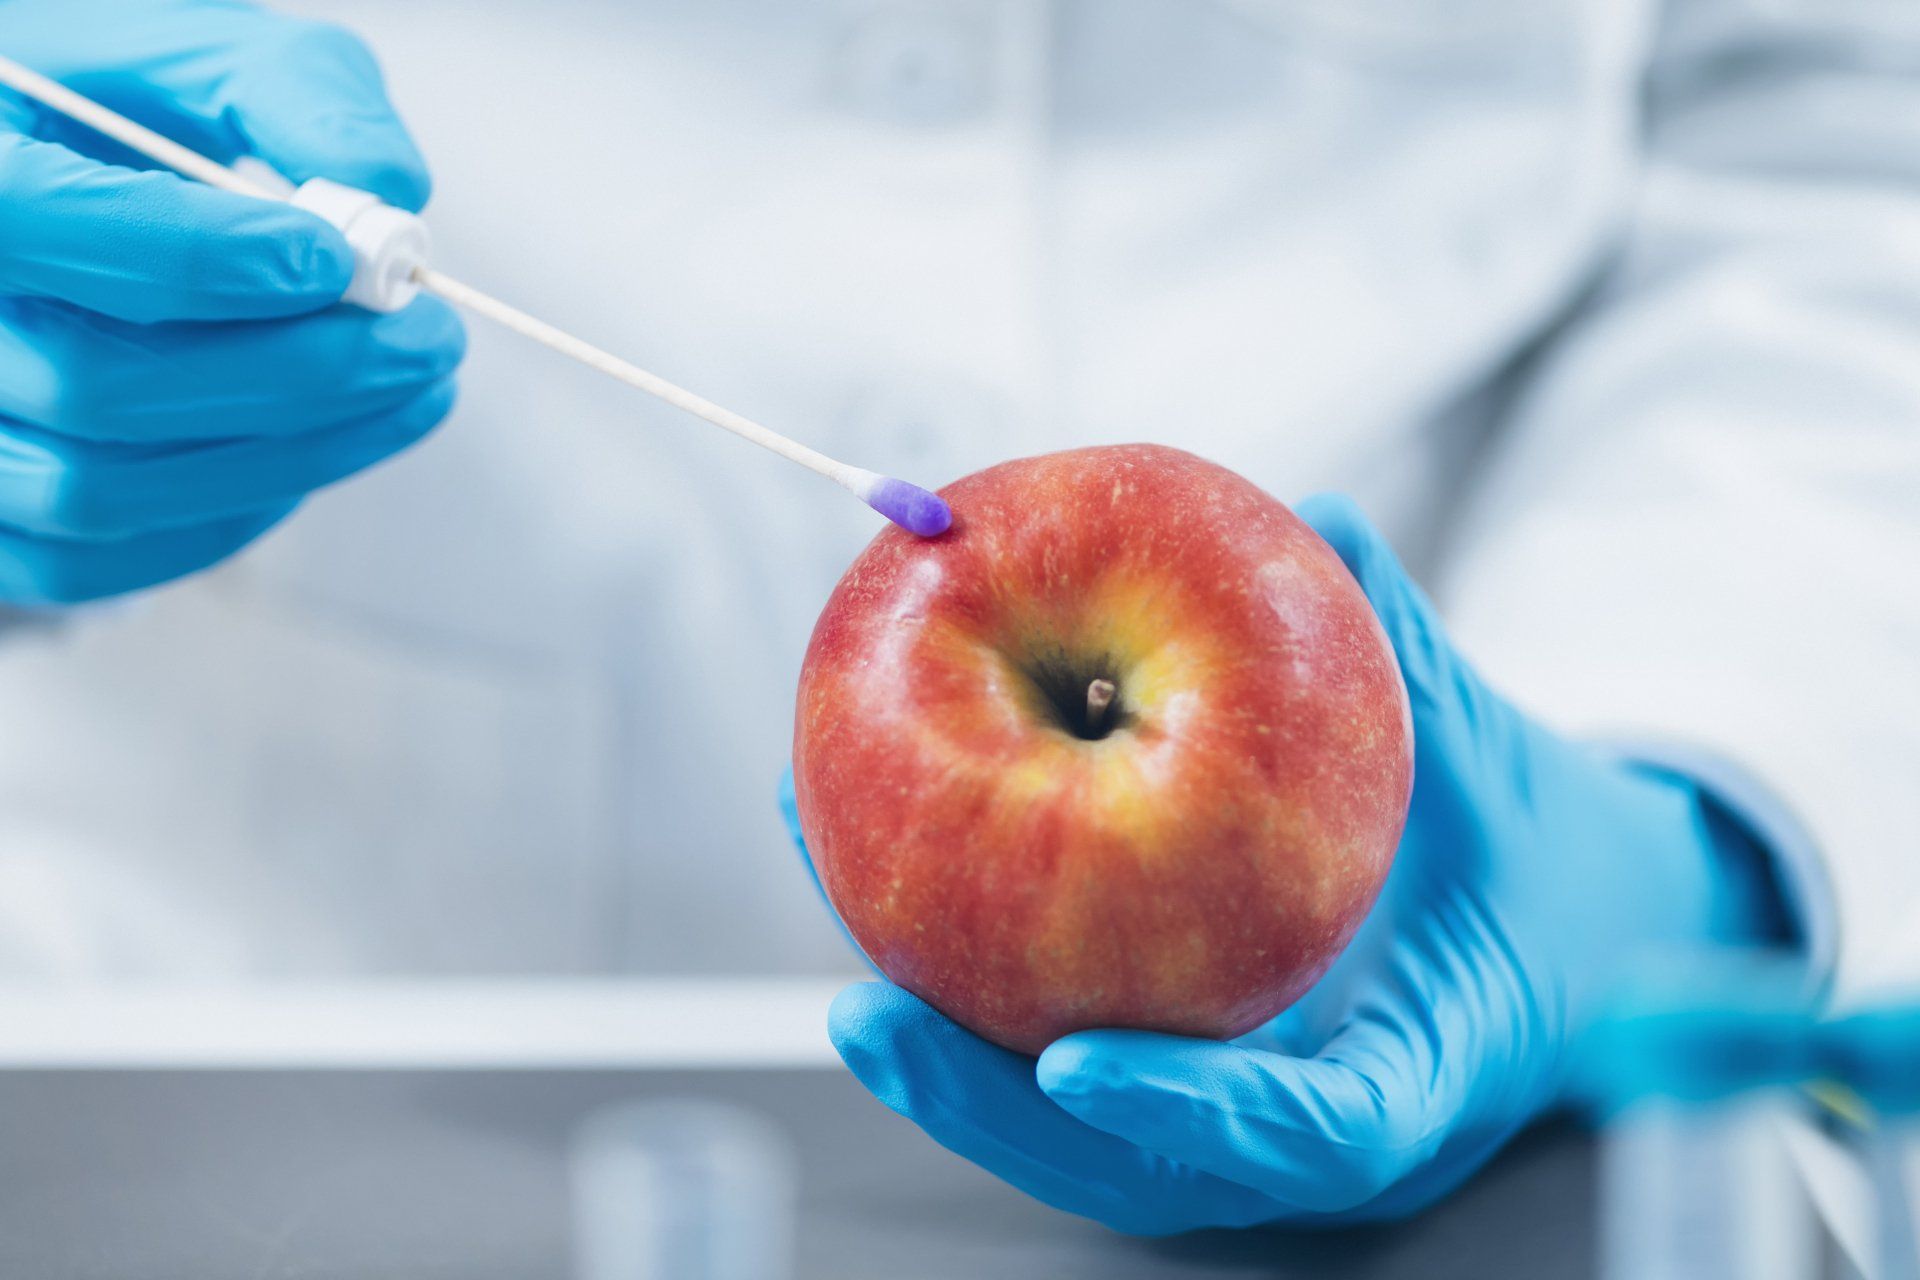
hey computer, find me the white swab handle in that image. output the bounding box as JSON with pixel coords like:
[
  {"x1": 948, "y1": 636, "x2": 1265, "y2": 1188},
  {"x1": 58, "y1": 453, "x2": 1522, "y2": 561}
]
[{"x1": 290, "y1": 178, "x2": 430, "y2": 313}]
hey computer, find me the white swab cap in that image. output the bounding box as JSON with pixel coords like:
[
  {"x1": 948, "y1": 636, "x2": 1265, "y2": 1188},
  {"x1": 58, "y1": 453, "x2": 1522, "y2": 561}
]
[{"x1": 289, "y1": 178, "x2": 431, "y2": 312}]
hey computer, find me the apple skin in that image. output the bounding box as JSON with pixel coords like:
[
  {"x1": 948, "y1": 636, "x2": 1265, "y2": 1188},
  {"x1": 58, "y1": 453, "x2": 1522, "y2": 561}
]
[{"x1": 793, "y1": 445, "x2": 1412, "y2": 1055}]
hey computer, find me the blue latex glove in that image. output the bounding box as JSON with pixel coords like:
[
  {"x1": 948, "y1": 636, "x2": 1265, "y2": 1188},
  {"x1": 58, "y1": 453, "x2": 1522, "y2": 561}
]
[
  {"x1": 0, "y1": 0, "x2": 465, "y2": 605},
  {"x1": 782, "y1": 495, "x2": 1793, "y2": 1233},
  {"x1": 1575, "y1": 965, "x2": 1920, "y2": 1117}
]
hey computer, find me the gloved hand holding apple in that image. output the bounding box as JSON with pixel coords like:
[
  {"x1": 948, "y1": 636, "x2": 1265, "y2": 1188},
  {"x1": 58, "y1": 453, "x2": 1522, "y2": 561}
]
[{"x1": 783, "y1": 444, "x2": 1792, "y2": 1231}]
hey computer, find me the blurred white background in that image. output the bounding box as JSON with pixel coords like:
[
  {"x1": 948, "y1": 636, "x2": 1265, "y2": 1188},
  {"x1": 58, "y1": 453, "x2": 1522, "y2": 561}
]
[
  {"x1": 0, "y1": 0, "x2": 1512, "y2": 979},
  {"x1": 0, "y1": 0, "x2": 1914, "y2": 996}
]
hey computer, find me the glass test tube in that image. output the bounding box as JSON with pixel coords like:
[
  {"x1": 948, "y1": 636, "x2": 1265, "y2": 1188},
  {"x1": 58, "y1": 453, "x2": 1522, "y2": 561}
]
[{"x1": 570, "y1": 1097, "x2": 797, "y2": 1280}]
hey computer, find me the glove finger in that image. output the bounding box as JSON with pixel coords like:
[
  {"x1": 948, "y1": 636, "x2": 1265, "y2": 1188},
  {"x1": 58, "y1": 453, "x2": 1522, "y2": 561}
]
[
  {"x1": 0, "y1": 134, "x2": 352, "y2": 323},
  {"x1": 215, "y1": 20, "x2": 432, "y2": 211},
  {"x1": 0, "y1": 295, "x2": 466, "y2": 443},
  {"x1": 0, "y1": 503, "x2": 295, "y2": 607},
  {"x1": 20, "y1": 9, "x2": 432, "y2": 212},
  {"x1": 1037, "y1": 1015, "x2": 1459, "y2": 1218},
  {"x1": 830, "y1": 982, "x2": 1285, "y2": 1236},
  {"x1": 0, "y1": 96, "x2": 34, "y2": 135},
  {"x1": 778, "y1": 767, "x2": 876, "y2": 970},
  {"x1": 0, "y1": 378, "x2": 455, "y2": 542}
]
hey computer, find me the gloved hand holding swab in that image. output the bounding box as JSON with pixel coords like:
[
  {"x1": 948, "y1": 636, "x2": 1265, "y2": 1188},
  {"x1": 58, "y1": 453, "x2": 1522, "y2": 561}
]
[{"x1": 0, "y1": 52, "x2": 953, "y2": 539}]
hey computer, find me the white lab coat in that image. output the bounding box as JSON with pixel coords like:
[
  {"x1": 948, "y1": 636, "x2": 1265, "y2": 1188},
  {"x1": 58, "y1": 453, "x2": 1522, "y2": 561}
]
[{"x1": 0, "y1": 0, "x2": 1914, "y2": 994}]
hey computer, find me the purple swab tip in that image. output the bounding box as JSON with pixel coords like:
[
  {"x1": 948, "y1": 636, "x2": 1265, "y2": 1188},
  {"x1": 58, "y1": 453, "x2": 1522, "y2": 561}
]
[{"x1": 867, "y1": 477, "x2": 952, "y2": 538}]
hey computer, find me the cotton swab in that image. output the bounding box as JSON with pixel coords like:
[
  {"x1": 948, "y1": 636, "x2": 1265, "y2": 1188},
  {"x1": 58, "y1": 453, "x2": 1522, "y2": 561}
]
[
  {"x1": 0, "y1": 53, "x2": 953, "y2": 538},
  {"x1": 412, "y1": 269, "x2": 952, "y2": 535}
]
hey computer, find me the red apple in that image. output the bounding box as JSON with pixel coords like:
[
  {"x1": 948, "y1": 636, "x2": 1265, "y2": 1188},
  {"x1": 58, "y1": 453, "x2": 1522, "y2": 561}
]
[{"x1": 792, "y1": 444, "x2": 1412, "y2": 1055}]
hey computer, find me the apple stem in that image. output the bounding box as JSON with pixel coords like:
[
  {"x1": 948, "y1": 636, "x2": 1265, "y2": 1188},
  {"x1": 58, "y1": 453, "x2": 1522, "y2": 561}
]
[{"x1": 1086, "y1": 678, "x2": 1117, "y2": 731}]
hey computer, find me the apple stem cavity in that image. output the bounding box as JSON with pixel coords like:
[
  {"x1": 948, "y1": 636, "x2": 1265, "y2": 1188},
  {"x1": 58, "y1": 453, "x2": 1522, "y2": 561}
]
[
  {"x1": 1020, "y1": 655, "x2": 1126, "y2": 740},
  {"x1": 1086, "y1": 678, "x2": 1117, "y2": 733}
]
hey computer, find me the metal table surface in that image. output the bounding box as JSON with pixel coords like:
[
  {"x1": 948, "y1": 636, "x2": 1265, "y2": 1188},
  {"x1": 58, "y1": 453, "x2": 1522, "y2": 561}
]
[{"x1": 0, "y1": 1067, "x2": 1595, "y2": 1279}]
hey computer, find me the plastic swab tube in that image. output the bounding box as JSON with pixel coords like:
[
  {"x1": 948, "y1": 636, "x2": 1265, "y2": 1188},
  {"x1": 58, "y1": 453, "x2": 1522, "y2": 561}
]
[{"x1": 0, "y1": 53, "x2": 952, "y2": 539}]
